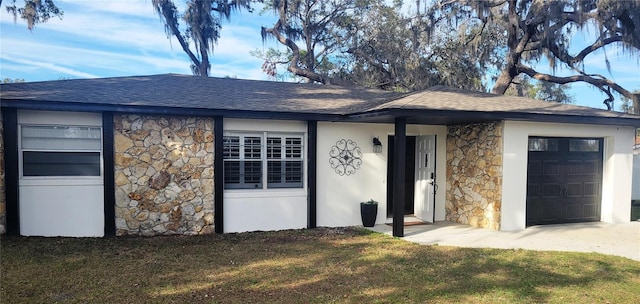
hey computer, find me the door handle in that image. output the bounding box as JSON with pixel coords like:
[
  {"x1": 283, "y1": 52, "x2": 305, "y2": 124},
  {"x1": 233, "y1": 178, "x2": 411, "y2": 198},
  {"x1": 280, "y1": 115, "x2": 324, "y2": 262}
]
[
  {"x1": 559, "y1": 184, "x2": 568, "y2": 198},
  {"x1": 429, "y1": 173, "x2": 438, "y2": 194}
]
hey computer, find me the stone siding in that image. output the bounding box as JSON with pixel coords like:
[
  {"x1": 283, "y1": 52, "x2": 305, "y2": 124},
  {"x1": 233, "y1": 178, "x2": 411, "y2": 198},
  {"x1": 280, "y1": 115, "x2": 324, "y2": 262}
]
[
  {"x1": 114, "y1": 115, "x2": 214, "y2": 236},
  {"x1": 0, "y1": 112, "x2": 5, "y2": 234},
  {"x1": 446, "y1": 122, "x2": 503, "y2": 230}
]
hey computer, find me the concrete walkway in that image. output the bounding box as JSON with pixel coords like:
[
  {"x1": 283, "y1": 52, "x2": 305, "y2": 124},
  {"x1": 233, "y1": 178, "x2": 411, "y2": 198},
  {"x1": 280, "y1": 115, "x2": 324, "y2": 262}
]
[{"x1": 367, "y1": 221, "x2": 640, "y2": 261}]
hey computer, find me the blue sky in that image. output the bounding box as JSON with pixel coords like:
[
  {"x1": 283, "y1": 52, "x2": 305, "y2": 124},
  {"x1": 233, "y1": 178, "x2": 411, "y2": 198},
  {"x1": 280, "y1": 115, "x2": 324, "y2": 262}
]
[{"x1": 1, "y1": 0, "x2": 638, "y2": 111}]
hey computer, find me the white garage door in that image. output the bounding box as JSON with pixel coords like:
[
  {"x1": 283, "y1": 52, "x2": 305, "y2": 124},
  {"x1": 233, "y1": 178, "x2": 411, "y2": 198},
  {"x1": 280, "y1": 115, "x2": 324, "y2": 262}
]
[{"x1": 18, "y1": 110, "x2": 104, "y2": 237}]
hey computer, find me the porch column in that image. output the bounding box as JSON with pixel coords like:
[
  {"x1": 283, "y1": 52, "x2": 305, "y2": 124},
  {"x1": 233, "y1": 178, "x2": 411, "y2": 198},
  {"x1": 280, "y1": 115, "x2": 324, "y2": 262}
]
[
  {"x1": 307, "y1": 120, "x2": 317, "y2": 229},
  {"x1": 3, "y1": 108, "x2": 19, "y2": 236},
  {"x1": 102, "y1": 112, "x2": 116, "y2": 237},
  {"x1": 214, "y1": 116, "x2": 224, "y2": 233},
  {"x1": 393, "y1": 117, "x2": 407, "y2": 237}
]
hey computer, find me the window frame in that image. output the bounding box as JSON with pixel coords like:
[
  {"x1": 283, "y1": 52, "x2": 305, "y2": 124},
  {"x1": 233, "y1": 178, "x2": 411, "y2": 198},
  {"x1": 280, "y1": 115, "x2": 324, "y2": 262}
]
[
  {"x1": 223, "y1": 134, "x2": 264, "y2": 189},
  {"x1": 266, "y1": 135, "x2": 304, "y2": 188},
  {"x1": 18, "y1": 124, "x2": 104, "y2": 179},
  {"x1": 223, "y1": 131, "x2": 305, "y2": 190}
]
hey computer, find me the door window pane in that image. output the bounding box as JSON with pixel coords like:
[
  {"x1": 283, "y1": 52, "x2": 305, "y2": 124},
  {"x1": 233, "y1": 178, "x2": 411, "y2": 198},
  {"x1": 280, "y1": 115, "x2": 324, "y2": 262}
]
[
  {"x1": 569, "y1": 139, "x2": 600, "y2": 152},
  {"x1": 528, "y1": 138, "x2": 558, "y2": 152}
]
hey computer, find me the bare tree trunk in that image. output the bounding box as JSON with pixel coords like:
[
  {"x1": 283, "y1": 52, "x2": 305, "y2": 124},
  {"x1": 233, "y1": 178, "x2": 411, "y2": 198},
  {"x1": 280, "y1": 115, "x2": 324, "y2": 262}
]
[
  {"x1": 491, "y1": 0, "x2": 519, "y2": 95},
  {"x1": 633, "y1": 93, "x2": 640, "y2": 115},
  {"x1": 263, "y1": 20, "x2": 327, "y2": 84},
  {"x1": 492, "y1": 67, "x2": 518, "y2": 94}
]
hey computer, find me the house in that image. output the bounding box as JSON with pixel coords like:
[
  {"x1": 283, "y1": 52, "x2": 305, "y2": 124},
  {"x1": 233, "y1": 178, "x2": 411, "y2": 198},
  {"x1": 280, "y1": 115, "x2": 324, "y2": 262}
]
[{"x1": 1, "y1": 74, "x2": 638, "y2": 237}]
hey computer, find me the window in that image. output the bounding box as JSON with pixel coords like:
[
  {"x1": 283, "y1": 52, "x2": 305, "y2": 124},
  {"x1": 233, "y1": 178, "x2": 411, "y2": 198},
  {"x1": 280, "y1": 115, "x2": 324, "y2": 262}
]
[
  {"x1": 569, "y1": 139, "x2": 600, "y2": 152},
  {"x1": 267, "y1": 136, "x2": 303, "y2": 188},
  {"x1": 21, "y1": 125, "x2": 102, "y2": 177},
  {"x1": 224, "y1": 132, "x2": 304, "y2": 189},
  {"x1": 528, "y1": 138, "x2": 558, "y2": 152}
]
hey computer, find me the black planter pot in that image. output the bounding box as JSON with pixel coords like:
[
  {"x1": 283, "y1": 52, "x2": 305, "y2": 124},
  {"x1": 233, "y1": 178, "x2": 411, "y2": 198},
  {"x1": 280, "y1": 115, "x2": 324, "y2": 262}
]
[{"x1": 360, "y1": 202, "x2": 378, "y2": 227}]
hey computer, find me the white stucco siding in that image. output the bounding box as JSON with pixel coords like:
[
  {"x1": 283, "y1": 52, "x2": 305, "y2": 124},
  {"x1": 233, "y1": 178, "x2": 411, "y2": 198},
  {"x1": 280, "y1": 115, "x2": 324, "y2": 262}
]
[
  {"x1": 224, "y1": 190, "x2": 307, "y2": 232},
  {"x1": 20, "y1": 183, "x2": 104, "y2": 237},
  {"x1": 18, "y1": 110, "x2": 105, "y2": 237},
  {"x1": 223, "y1": 119, "x2": 308, "y2": 233},
  {"x1": 501, "y1": 121, "x2": 635, "y2": 231},
  {"x1": 316, "y1": 122, "x2": 447, "y2": 227}
]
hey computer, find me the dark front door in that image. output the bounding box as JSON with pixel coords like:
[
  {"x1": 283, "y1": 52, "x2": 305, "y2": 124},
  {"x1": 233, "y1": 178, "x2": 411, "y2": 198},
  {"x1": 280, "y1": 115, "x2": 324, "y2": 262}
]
[
  {"x1": 387, "y1": 136, "x2": 416, "y2": 216},
  {"x1": 526, "y1": 137, "x2": 604, "y2": 226}
]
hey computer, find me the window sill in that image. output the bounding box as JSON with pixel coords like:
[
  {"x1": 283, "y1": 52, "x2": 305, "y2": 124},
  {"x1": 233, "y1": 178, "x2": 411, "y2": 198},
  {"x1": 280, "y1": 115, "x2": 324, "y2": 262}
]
[{"x1": 224, "y1": 188, "x2": 307, "y2": 199}]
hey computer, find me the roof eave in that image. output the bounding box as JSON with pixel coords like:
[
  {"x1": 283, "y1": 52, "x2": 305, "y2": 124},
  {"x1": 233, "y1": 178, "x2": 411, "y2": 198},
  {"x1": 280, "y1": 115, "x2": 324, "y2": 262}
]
[
  {"x1": 347, "y1": 109, "x2": 640, "y2": 127},
  {"x1": 0, "y1": 99, "x2": 342, "y2": 122}
]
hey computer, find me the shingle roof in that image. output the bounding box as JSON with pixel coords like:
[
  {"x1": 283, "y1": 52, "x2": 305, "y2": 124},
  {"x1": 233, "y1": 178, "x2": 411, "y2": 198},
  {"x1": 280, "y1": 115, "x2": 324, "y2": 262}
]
[
  {"x1": 2, "y1": 74, "x2": 639, "y2": 126},
  {"x1": 367, "y1": 85, "x2": 638, "y2": 119},
  {"x1": 0, "y1": 73, "x2": 400, "y2": 115}
]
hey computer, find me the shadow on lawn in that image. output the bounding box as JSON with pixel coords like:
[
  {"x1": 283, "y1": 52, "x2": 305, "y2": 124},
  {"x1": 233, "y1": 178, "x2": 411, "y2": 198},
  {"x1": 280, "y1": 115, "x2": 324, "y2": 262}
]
[{"x1": 2, "y1": 228, "x2": 639, "y2": 303}]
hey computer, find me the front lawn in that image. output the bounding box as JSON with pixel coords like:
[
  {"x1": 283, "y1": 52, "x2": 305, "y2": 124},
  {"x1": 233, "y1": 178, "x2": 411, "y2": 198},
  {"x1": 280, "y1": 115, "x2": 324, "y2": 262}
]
[{"x1": 2, "y1": 228, "x2": 639, "y2": 303}]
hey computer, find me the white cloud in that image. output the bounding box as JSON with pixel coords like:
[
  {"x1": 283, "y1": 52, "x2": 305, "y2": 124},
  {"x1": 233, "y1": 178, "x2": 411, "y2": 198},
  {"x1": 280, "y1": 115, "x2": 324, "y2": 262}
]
[
  {"x1": 0, "y1": 54, "x2": 99, "y2": 78},
  {"x1": 0, "y1": 0, "x2": 281, "y2": 81},
  {"x1": 61, "y1": 0, "x2": 158, "y2": 18},
  {"x1": 1, "y1": 36, "x2": 192, "y2": 78}
]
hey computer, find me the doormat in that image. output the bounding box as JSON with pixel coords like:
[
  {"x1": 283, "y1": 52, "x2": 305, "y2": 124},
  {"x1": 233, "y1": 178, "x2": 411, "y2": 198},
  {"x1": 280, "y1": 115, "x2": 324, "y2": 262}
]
[{"x1": 386, "y1": 221, "x2": 431, "y2": 227}]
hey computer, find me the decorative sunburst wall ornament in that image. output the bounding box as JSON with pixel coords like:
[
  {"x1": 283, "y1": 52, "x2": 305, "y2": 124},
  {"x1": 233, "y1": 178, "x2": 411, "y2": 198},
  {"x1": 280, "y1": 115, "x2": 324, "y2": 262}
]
[{"x1": 329, "y1": 139, "x2": 362, "y2": 176}]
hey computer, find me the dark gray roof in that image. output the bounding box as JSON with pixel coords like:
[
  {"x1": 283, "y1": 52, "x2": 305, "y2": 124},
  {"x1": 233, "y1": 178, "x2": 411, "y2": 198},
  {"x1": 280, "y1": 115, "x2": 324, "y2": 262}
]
[
  {"x1": 369, "y1": 85, "x2": 637, "y2": 119},
  {"x1": 0, "y1": 73, "x2": 400, "y2": 115},
  {"x1": 2, "y1": 74, "x2": 639, "y2": 126}
]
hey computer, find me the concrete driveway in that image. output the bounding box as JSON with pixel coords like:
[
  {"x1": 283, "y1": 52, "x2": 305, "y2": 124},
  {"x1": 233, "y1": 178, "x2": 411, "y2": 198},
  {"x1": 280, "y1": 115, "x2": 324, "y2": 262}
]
[{"x1": 367, "y1": 221, "x2": 640, "y2": 261}]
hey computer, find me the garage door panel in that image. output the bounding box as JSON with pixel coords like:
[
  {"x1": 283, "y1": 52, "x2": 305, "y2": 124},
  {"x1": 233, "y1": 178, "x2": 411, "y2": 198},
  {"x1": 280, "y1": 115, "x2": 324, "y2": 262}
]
[
  {"x1": 543, "y1": 160, "x2": 560, "y2": 175},
  {"x1": 528, "y1": 160, "x2": 542, "y2": 176},
  {"x1": 584, "y1": 160, "x2": 599, "y2": 175},
  {"x1": 583, "y1": 182, "x2": 599, "y2": 197},
  {"x1": 526, "y1": 137, "x2": 603, "y2": 226},
  {"x1": 541, "y1": 202, "x2": 561, "y2": 220},
  {"x1": 527, "y1": 183, "x2": 541, "y2": 198},
  {"x1": 583, "y1": 204, "x2": 599, "y2": 220},
  {"x1": 567, "y1": 160, "x2": 583, "y2": 175},
  {"x1": 566, "y1": 183, "x2": 582, "y2": 197},
  {"x1": 542, "y1": 183, "x2": 562, "y2": 198},
  {"x1": 565, "y1": 204, "x2": 581, "y2": 220}
]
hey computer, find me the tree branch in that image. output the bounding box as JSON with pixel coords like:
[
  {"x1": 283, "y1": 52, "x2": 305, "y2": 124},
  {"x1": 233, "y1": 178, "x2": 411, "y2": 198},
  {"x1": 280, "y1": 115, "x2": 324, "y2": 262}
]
[
  {"x1": 263, "y1": 19, "x2": 327, "y2": 84},
  {"x1": 517, "y1": 63, "x2": 639, "y2": 110},
  {"x1": 153, "y1": 0, "x2": 204, "y2": 76}
]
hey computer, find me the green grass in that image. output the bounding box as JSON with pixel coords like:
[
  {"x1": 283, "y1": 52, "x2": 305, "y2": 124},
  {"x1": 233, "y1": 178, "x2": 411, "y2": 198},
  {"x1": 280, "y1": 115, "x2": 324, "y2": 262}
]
[{"x1": 2, "y1": 227, "x2": 639, "y2": 303}]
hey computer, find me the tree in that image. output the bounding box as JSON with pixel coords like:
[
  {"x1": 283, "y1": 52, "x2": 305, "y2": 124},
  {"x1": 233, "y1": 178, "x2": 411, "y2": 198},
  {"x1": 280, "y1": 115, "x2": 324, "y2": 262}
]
[
  {"x1": 431, "y1": 0, "x2": 640, "y2": 112},
  {"x1": 250, "y1": 48, "x2": 301, "y2": 82},
  {"x1": 340, "y1": 2, "x2": 484, "y2": 91},
  {"x1": 153, "y1": 0, "x2": 253, "y2": 76},
  {"x1": 620, "y1": 90, "x2": 640, "y2": 114},
  {"x1": 3, "y1": 0, "x2": 63, "y2": 30},
  {"x1": 506, "y1": 76, "x2": 575, "y2": 103},
  {"x1": 2, "y1": 77, "x2": 25, "y2": 83},
  {"x1": 260, "y1": 0, "x2": 357, "y2": 84},
  {"x1": 259, "y1": 1, "x2": 485, "y2": 91}
]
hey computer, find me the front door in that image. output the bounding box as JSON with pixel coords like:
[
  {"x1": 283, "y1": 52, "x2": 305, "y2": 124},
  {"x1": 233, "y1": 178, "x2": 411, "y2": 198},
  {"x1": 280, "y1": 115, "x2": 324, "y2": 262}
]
[
  {"x1": 387, "y1": 136, "x2": 416, "y2": 216},
  {"x1": 415, "y1": 135, "x2": 436, "y2": 222}
]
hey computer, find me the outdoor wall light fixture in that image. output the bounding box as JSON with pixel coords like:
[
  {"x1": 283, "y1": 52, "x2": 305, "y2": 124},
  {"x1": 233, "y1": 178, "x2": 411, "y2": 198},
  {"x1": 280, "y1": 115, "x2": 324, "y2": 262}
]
[{"x1": 372, "y1": 137, "x2": 383, "y2": 153}]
